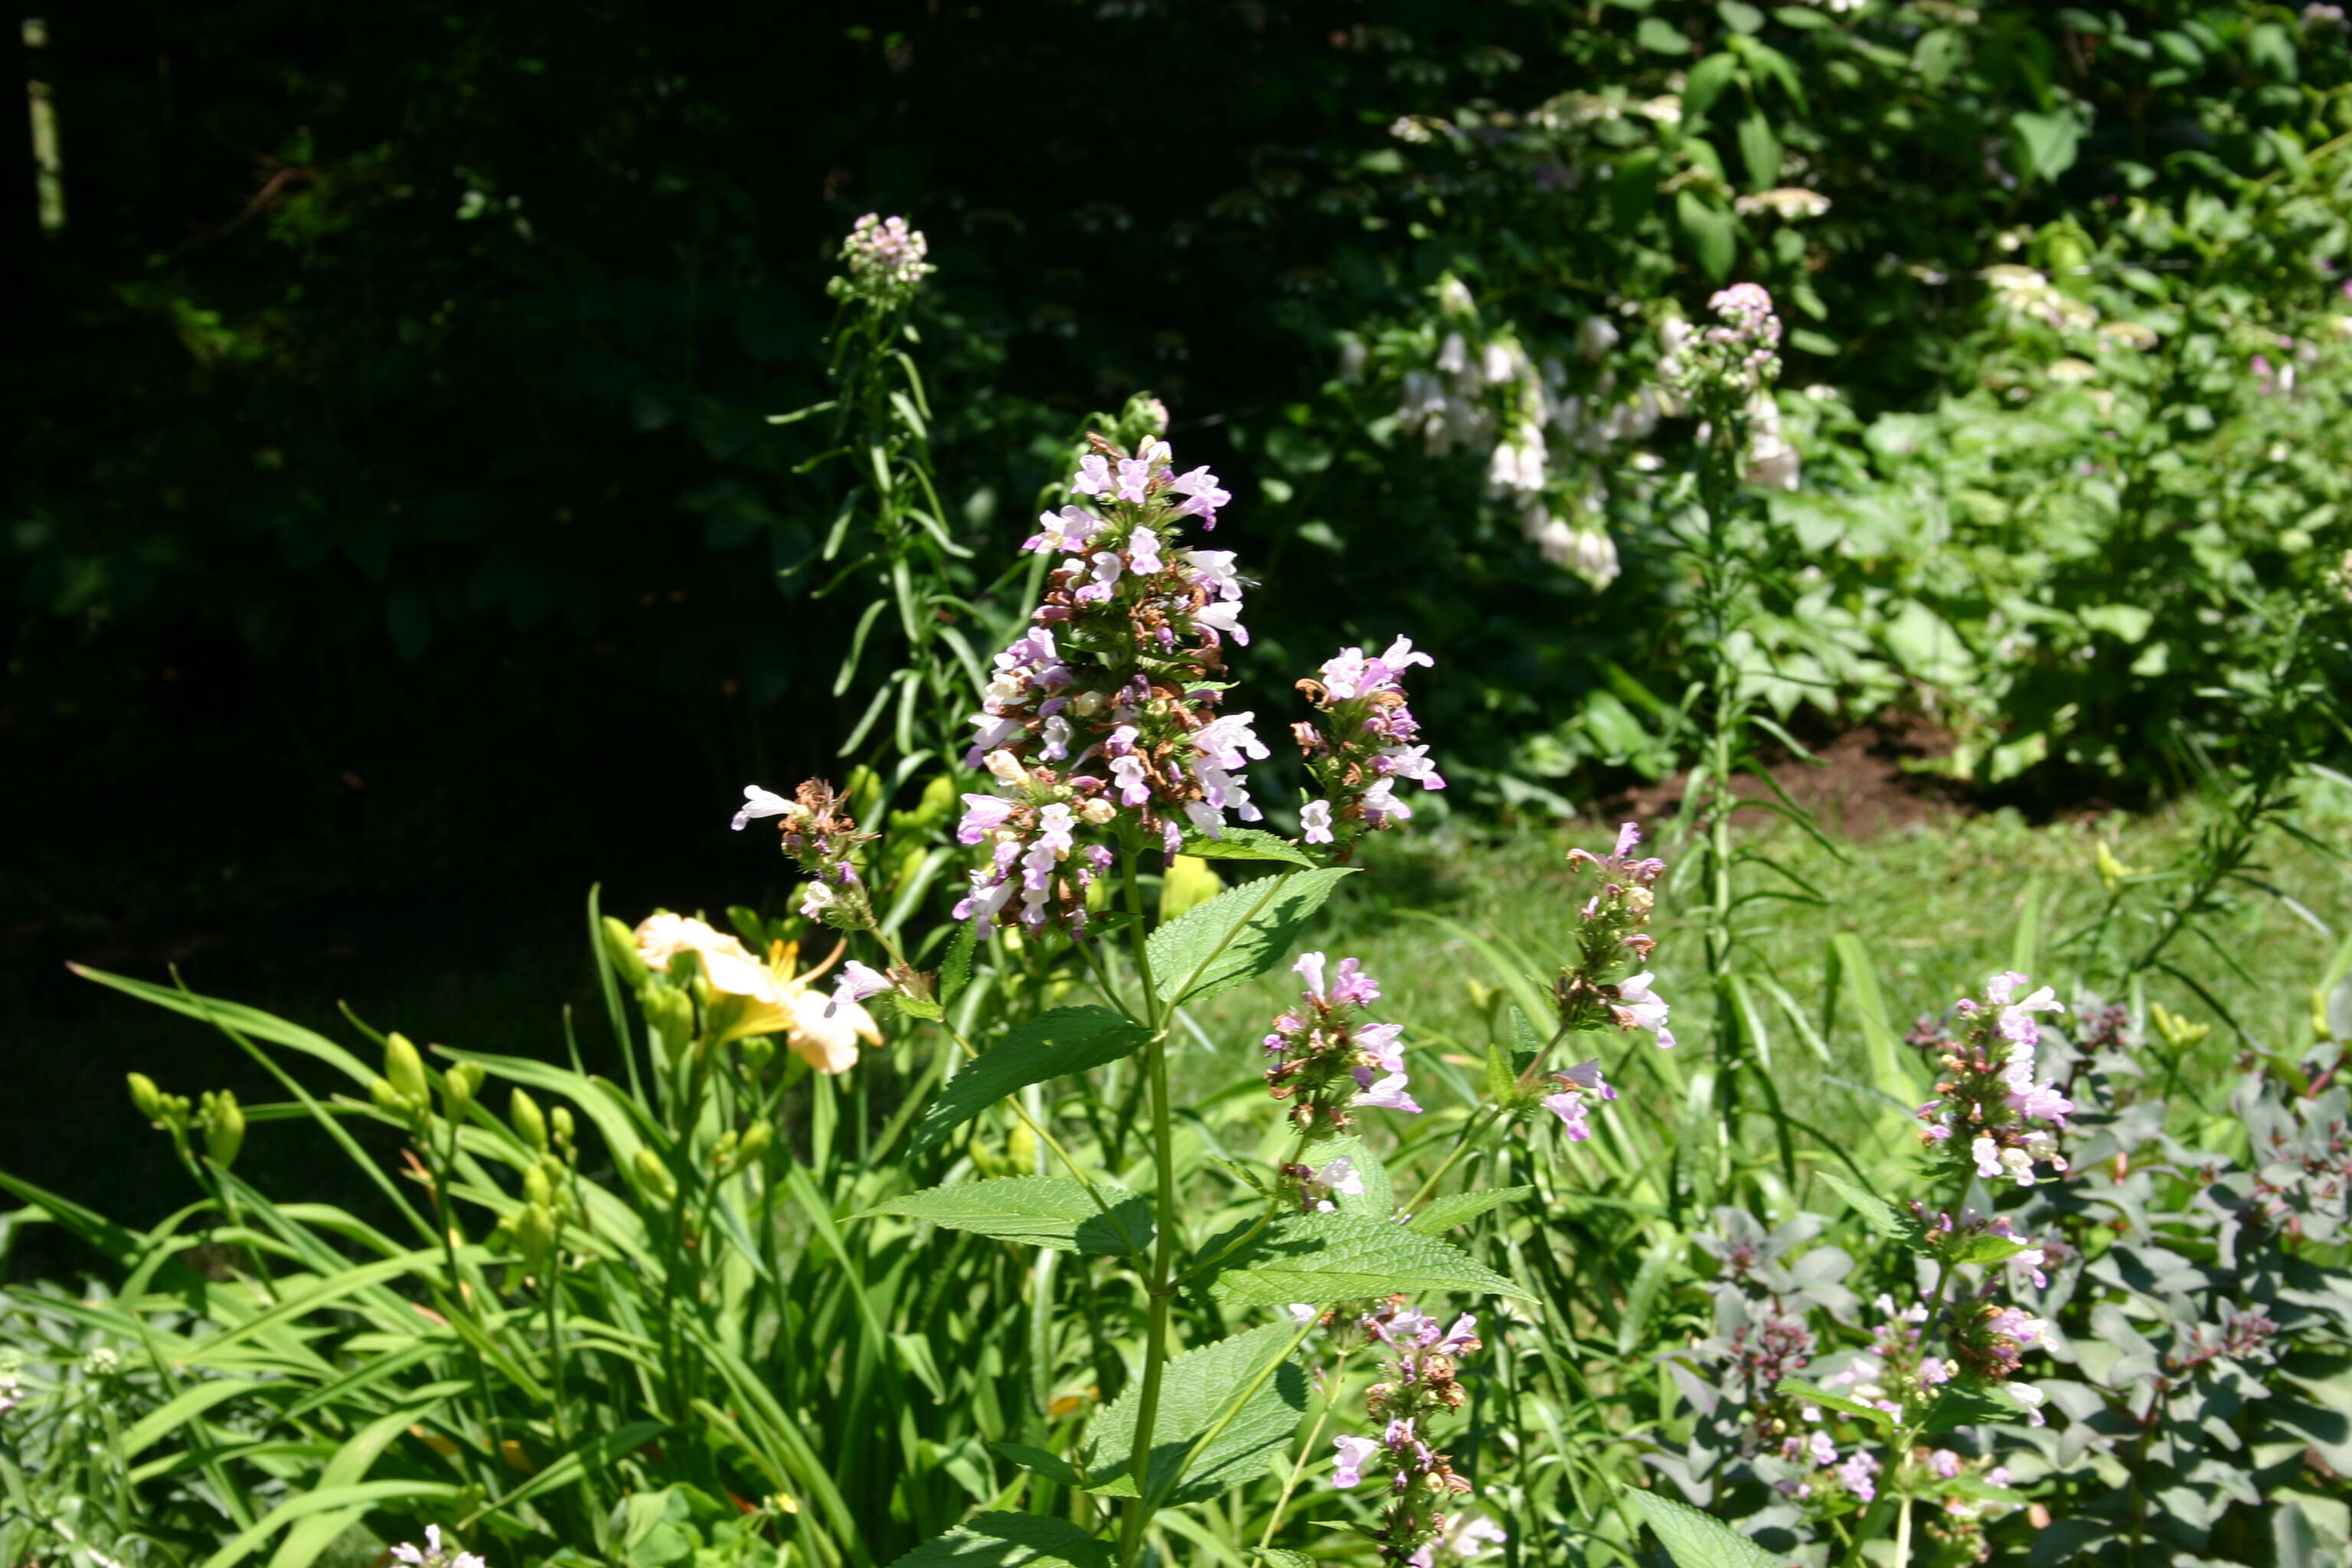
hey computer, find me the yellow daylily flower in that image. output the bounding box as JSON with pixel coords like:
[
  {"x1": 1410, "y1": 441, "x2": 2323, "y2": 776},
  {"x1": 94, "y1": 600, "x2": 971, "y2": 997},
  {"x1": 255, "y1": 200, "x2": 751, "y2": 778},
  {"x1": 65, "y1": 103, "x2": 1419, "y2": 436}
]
[{"x1": 631, "y1": 913, "x2": 880, "y2": 1073}]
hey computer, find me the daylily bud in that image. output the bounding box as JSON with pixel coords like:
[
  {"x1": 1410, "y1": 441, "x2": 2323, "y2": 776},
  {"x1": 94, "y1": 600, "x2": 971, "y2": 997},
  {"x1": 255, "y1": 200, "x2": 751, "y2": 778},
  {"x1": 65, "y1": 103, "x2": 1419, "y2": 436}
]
[
  {"x1": 643, "y1": 986, "x2": 696, "y2": 1064},
  {"x1": 370, "y1": 1076, "x2": 407, "y2": 1115},
  {"x1": 127, "y1": 1073, "x2": 165, "y2": 1122},
  {"x1": 633, "y1": 1148, "x2": 678, "y2": 1202},
  {"x1": 512, "y1": 1202, "x2": 557, "y2": 1267},
  {"x1": 511, "y1": 1089, "x2": 548, "y2": 1152},
  {"x1": 601, "y1": 916, "x2": 650, "y2": 986},
  {"x1": 737, "y1": 1121, "x2": 773, "y2": 1164},
  {"x1": 2314, "y1": 988, "x2": 2335, "y2": 1044},
  {"x1": 443, "y1": 1062, "x2": 484, "y2": 1123},
  {"x1": 384, "y1": 1034, "x2": 430, "y2": 1107},
  {"x1": 522, "y1": 1163, "x2": 554, "y2": 1207},
  {"x1": 714, "y1": 1129, "x2": 740, "y2": 1168},
  {"x1": 2094, "y1": 840, "x2": 2132, "y2": 896},
  {"x1": 550, "y1": 1106, "x2": 575, "y2": 1151},
  {"x1": 201, "y1": 1090, "x2": 245, "y2": 1168}
]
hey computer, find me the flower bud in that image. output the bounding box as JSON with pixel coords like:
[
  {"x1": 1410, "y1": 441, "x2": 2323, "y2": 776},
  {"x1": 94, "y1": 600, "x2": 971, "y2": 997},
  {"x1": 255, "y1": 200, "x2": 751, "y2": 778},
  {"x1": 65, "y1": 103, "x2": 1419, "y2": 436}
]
[
  {"x1": 550, "y1": 1105, "x2": 576, "y2": 1150},
  {"x1": 633, "y1": 1148, "x2": 678, "y2": 1202},
  {"x1": 202, "y1": 1091, "x2": 245, "y2": 1168},
  {"x1": 512, "y1": 1202, "x2": 557, "y2": 1267},
  {"x1": 522, "y1": 1163, "x2": 554, "y2": 1208},
  {"x1": 127, "y1": 1073, "x2": 165, "y2": 1122},
  {"x1": 370, "y1": 1076, "x2": 407, "y2": 1115},
  {"x1": 511, "y1": 1089, "x2": 548, "y2": 1152},
  {"x1": 443, "y1": 1062, "x2": 484, "y2": 1123},
  {"x1": 601, "y1": 916, "x2": 650, "y2": 987},
  {"x1": 384, "y1": 1034, "x2": 430, "y2": 1107},
  {"x1": 642, "y1": 986, "x2": 696, "y2": 1064},
  {"x1": 737, "y1": 1121, "x2": 773, "y2": 1164}
]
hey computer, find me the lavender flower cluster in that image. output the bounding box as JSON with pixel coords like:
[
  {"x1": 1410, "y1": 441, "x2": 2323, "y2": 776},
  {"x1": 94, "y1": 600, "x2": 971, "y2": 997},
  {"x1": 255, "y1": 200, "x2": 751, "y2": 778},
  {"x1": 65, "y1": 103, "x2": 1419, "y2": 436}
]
[
  {"x1": 1291, "y1": 638, "x2": 1446, "y2": 857},
  {"x1": 730, "y1": 778, "x2": 878, "y2": 927},
  {"x1": 1661, "y1": 282, "x2": 1784, "y2": 401},
  {"x1": 1263, "y1": 952, "x2": 1419, "y2": 1129},
  {"x1": 1330, "y1": 1300, "x2": 1501, "y2": 1568},
  {"x1": 943, "y1": 436, "x2": 1257, "y2": 934},
  {"x1": 831, "y1": 212, "x2": 934, "y2": 306},
  {"x1": 1913, "y1": 971, "x2": 2075, "y2": 1187},
  {"x1": 1556, "y1": 822, "x2": 1674, "y2": 1047}
]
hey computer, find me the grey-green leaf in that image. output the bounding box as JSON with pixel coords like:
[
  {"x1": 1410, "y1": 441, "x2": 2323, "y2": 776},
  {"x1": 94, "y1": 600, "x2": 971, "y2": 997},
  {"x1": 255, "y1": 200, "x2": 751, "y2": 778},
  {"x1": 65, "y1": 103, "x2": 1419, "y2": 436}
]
[
  {"x1": 1148, "y1": 867, "x2": 1356, "y2": 1007},
  {"x1": 1081, "y1": 1323, "x2": 1310, "y2": 1504},
  {"x1": 871, "y1": 1178, "x2": 1152, "y2": 1257},
  {"x1": 1815, "y1": 1169, "x2": 1929, "y2": 1252},
  {"x1": 1204, "y1": 1211, "x2": 1533, "y2": 1306},
  {"x1": 1625, "y1": 1489, "x2": 1783, "y2": 1568},
  {"x1": 1407, "y1": 1186, "x2": 1534, "y2": 1236},
  {"x1": 884, "y1": 1514, "x2": 1113, "y2": 1568},
  {"x1": 910, "y1": 1007, "x2": 1148, "y2": 1154}
]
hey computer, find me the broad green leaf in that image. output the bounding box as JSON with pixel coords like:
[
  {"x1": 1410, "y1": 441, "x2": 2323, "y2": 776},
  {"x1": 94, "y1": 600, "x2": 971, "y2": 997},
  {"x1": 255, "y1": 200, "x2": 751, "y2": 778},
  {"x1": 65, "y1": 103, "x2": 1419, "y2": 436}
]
[
  {"x1": 910, "y1": 1007, "x2": 1148, "y2": 1154},
  {"x1": 1815, "y1": 1169, "x2": 1929, "y2": 1252},
  {"x1": 991, "y1": 1442, "x2": 1089, "y2": 1488},
  {"x1": 1178, "y1": 826, "x2": 1315, "y2": 867},
  {"x1": 1081, "y1": 1323, "x2": 1309, "y2": 1504},
  {"x1": 1945, "y1": 1232, "x2": 2035, "y2": 1266},
  {"x1": 1253, "y1": 1554, "x2": 1315, "y2": 1568},
  {"x1": 871, "y1": 1177, "x2": 1152, "y2": 1257},
  {"x1": 1736, "y1": 109, "x2": 1780, "y2": 190},
  {"x1": 1682, "y1": 52, "x2": 1742, "y2": 121},
  {"x1": 1635, "y1": 16, "x2": 1691, "y2": 54},
  {"x1": 1775, "y1": 1376, "x2": 1895, "y2": 1430},
  {"x1": 1298, "y1": 1133, "x2": 1393, "y2": 1217},
  {"x1": 1919, "y1": 1381, "x2": 2024, "y2": 1434},
  {"x1": 1148, "y1": 867, "x2": 1355, "y2": 1007},
  {"x1": 1625, "y1": 1488, "x2": 1782, "y2": 1568},
  {"x1": 1204, "y1": 1211, "x2": 1531, "y2": 1306},
  {"x1": 2011, "y1": 110, "x2": 2082, "y2": 186},
  {"x1": 1676, "y1": 191, "x2": 1736, "y2": 283},
  {"x1": 1407, "y1": 1186, "x2": 1534, "y2": 1236},
  {"x1": 885, "y1": 1514, "x2": 1112, "y2": 1568}
]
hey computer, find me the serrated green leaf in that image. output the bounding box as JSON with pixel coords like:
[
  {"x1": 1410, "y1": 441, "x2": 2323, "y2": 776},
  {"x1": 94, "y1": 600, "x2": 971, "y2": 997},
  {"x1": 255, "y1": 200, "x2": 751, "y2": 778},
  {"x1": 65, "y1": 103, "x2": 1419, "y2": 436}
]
[
  {"x1": 910, "y1": 1007, "x2": 1148, "y2": 1154},
  {"x1": 991, "y1": 1442, "x2": 1089, "y2": 1488},
  {"x1": 1944, "y1": 1233, "x2": 2034, "y2": 1266},
  {"x1": 1204, "y1": 1211, "x2": 1532, "y2": 1306},
  {"x1": 1625, "y1": 1489, "x2": 1782, "y2": 1568},
  {"x1": 1920, "y1": 1382, "x2": 2020, "y2": 1434},
  {"x1": 1299, "y1": 1134, "x2": 1393, "y2": 1217},
  {"x1": 1408, "y1": 1186, "x2": 1534, "y2": 1236},
  {"x1": 1775, "y1": 1377, "x2": 1895, "y2": 1430},
  {"x1": 1147, "y1": 867, "x2": 1355, "y2": 1008},
  {"x1": 1081, "y1": 1323, "x2": 1309, "y2": 1504},
  {"x1": 871, "y1": 1178, "x2": 1152, "y2": 1257},
  {"x1": 884, "y1": 1514, "x2": 1112, "y2": 1568},
  {"x1": 1178, "y1": 827, "x2": 1315, "y2": 867},
  {"x1": 1253, "y1": 1552, "x2": 1315, "y2": 1568},
  {"x1": 939, "y1": 920, "x2": 978, "y2": 1008}
]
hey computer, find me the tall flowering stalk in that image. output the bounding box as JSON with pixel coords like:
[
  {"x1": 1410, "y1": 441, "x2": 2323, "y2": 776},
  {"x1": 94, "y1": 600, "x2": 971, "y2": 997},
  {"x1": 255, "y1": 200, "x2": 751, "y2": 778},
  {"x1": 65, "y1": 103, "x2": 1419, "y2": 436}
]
[
  {"x1": 1657, "y1": 283, "x2": 1814, "y2": 1171},
  {"x1": 773, "y1": 211, "x2": 973, "y2": 776}
]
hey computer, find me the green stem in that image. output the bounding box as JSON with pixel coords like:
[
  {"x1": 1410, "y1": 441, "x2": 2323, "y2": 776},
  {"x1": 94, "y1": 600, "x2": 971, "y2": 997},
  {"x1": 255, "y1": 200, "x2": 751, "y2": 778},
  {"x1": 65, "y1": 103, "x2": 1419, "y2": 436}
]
[
  {"x1": 1255, "y1": 1344, "x2": 1357, "y2": 1550},
  {"x1": 1117, "y1": 834, "x2": 1179, "y2": 1568}
]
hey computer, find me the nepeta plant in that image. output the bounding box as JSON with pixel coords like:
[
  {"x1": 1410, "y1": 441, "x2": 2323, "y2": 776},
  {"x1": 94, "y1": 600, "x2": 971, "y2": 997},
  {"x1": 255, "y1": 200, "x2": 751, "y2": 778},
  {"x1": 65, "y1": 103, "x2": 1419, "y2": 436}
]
[{"x1": 729, "y1": 432, "x2": 1674, "y2": 1567}]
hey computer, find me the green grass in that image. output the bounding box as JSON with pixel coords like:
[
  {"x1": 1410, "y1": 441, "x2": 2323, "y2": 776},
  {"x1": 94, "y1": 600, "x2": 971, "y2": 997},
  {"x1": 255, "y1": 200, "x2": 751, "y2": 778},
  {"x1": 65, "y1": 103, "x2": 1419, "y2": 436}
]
[{"x1": 1181, "y1": 788, "x2": 2352, "y2": 1120}]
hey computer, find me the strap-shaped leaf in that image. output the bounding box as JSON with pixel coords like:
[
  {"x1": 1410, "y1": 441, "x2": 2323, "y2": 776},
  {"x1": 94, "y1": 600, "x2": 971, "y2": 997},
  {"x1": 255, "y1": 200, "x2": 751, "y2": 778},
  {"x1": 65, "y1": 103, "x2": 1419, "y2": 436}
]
[
  {"x1": 871, "y1": 1178, "x2": 1152, "y2": 1257},
  {"x1": 1624, "y1": 1489, "x2": 1783, "y2": 1568},
  {"x1": 885, "y1": 1514, "x2": 1112, "y2": 1568},
  {"x1": 1148, "y1": 867, "x2": 1355, "y2": 1007},
  {"x1": 1203, "y1": 1211, "x2": 1531, "y2": 1306},
  {"x1": 910, "y1": 1008, "x2": 1148, "y2": 1155},
  {"x1": 1081, "y1": 1322, "x2": 1309, "y2": 1504},
  {"x1": 1407, "y1": 1186, "x2": 1534, "y2": 1236}
]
